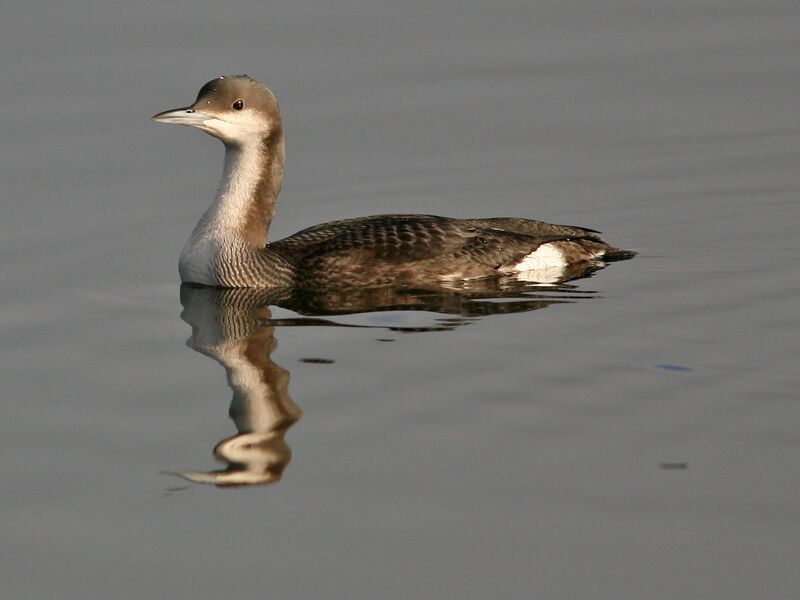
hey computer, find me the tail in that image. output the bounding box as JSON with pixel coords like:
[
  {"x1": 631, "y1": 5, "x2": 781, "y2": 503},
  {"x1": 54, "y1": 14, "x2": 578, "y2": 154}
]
[{"x1": 602, "y1": 247, "x2": 637, "y2": 261}]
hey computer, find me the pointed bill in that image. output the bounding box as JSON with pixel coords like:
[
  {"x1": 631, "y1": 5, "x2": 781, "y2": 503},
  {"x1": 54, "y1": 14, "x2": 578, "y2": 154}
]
[{"x1": 152, "y1": 107, "x2": 213, "y2": 127}]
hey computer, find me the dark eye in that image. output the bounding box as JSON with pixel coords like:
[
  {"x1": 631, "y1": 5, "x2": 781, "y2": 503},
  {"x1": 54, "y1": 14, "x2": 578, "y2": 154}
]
[{"x1": 232, "y1": 99, "x2": 244, "y2": 110}]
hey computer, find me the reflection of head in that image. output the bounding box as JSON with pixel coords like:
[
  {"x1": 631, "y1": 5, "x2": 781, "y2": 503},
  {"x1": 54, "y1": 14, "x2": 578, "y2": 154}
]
[{"x1": 165, "y1": 431, "x2": 292, "y2": 487}]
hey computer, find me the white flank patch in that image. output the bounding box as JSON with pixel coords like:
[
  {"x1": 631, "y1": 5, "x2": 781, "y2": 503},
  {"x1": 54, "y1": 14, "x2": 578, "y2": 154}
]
[
  {"x1": 512, "y1": 243, "x2": 568, "y2": 272},
  {"x1": 514, "y1": 264, "x2": 568, "y2": 284}
]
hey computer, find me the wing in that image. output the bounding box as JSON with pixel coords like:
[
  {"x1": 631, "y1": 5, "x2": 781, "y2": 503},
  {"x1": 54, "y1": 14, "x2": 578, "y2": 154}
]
[
  {"x1": 291, "y1": 214, "x2": 579, "y2": 267},
  {"x1": 271, "y1": 215, "x2": 472, "y2": 262},
  {"x1": 461, "y1": 217, "x2": 603, "y2": 238}
]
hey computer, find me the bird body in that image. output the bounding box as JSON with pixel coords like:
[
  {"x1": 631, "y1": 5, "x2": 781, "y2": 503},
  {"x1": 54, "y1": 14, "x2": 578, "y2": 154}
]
[{"x1": 153, "y1": 76, "x2": 633, "y2": 289}]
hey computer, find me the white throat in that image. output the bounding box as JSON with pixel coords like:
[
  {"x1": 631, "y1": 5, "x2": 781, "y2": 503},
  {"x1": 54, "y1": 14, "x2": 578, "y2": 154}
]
[
  {"x1": 200, "y1": 142, "x2": 265, "y2": 236},
  {"x1": 179, "y1": 142, "x2": 266, "y2": 285}
]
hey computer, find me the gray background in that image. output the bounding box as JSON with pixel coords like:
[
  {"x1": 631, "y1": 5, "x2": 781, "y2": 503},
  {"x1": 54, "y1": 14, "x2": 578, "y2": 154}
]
[{"x1": 2, "y1": 1, "x2": 799, "y2": 598}]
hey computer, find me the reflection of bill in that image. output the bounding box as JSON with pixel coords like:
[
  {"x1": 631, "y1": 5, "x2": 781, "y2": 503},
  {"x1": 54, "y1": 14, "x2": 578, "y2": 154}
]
[{"x1": 166, "y1": 277, "x2": 599, "y2": 487}]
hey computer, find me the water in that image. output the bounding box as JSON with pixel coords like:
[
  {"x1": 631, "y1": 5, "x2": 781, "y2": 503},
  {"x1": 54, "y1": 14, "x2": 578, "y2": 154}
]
[{"x1": 2, "y1": 1, "x2": 799, "y2": 598}]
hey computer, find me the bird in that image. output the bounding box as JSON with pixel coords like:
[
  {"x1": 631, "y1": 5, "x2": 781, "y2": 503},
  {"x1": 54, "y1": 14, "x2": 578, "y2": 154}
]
[{"x1": 153, "y1": 75, "x2": 634, "y2": 289}]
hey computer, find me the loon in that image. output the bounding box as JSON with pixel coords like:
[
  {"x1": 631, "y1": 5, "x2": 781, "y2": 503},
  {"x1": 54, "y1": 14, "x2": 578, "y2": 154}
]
[{"x1": 153, "y1": 75, "x2": 634, "y2": 288}]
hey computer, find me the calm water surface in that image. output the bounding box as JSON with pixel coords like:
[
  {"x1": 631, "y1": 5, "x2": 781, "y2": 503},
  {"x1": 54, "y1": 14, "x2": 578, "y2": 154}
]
[{"x1": 2, "y1": 1, "x2": 799, "y2": 598}]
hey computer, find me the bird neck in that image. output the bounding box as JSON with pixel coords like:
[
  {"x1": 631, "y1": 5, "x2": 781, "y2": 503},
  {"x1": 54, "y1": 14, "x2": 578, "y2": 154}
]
[{"x1": 200, "y1": 130, "x2": 285, "y2": 249}]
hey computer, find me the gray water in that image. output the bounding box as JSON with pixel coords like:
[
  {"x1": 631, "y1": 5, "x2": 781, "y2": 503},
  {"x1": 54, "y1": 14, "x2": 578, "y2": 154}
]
[{"x1": 2, "y1": 1, "x2": 799, "y2": 598}]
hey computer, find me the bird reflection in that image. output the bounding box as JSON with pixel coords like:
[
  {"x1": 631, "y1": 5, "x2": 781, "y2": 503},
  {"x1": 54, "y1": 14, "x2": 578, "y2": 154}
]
[
  {"x1": 166, "y1": 267, "x2": 602, "y2": 487},
  {"x1": 164, "y1": 286, "x2": 301, "y2": 487}
]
